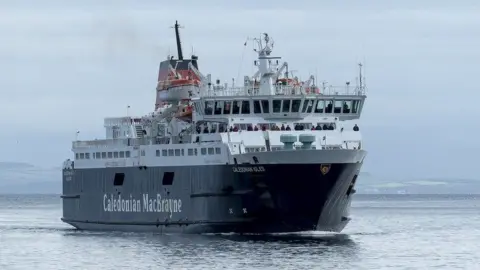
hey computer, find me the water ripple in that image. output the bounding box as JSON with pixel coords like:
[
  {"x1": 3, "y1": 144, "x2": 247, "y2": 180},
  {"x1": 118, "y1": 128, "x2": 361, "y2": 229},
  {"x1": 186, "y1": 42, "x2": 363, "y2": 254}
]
[{"x1": 1, "y1": 194, "x2": 479, "y2": 270}]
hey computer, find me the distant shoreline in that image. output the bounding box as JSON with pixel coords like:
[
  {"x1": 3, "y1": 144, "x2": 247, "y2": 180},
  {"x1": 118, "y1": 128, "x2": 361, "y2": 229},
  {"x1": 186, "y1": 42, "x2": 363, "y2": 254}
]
[{"x1": 1, "y1": 193, "x2": 479, "y2": 196}]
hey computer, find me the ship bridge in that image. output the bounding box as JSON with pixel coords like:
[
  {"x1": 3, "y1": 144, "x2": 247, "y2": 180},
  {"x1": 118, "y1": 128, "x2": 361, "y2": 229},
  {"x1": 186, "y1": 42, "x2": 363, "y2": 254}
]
[{"x1": 192, "y1": 84, "x2": 366, "y2": 123}]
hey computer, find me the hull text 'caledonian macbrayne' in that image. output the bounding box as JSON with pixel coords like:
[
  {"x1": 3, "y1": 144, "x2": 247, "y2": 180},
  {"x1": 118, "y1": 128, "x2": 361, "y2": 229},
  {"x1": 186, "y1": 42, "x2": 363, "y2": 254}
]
[{"x1": 61, "y1": 21, "x2": 368, "y2": 234}]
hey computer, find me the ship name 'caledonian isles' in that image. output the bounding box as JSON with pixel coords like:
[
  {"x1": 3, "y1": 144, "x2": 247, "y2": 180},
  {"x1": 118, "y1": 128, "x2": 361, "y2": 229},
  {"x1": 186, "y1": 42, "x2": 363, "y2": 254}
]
[{"x1": 103, "y1": 194, "x2": 182, "y2": 217}]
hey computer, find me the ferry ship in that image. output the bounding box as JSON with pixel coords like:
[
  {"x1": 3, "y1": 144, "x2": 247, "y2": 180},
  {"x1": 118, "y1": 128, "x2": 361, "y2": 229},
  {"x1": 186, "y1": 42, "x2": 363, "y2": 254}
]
[{"x1": 61, "y1": 21, "x2": 368, "y2": 234}]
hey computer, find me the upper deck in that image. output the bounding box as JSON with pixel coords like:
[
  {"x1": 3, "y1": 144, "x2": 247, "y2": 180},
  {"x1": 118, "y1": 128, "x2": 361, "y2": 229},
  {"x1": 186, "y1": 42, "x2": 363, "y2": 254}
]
[
  {"x1": 199, "y1": 84, "x2": 365, "y2": 98},
  {"x1": 192, "y1": 84, "x2": 366, "y2": 123}
]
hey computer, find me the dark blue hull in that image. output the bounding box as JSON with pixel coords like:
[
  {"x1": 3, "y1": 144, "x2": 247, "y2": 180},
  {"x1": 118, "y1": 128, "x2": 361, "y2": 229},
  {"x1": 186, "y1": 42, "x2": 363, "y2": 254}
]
[{"x1": 61, "y1": 160, "x2": 362, "y2": 234}]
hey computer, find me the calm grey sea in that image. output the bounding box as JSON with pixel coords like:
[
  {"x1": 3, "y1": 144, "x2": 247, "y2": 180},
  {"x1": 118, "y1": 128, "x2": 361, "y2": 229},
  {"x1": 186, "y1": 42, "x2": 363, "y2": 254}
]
[{"x1": 0, "y1": 194, "x2": 479, "y2": 270}]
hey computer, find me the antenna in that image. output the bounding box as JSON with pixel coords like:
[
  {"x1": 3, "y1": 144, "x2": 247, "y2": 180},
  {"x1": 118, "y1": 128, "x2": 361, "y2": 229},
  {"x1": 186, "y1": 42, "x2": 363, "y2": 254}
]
[
  {"x1": 171, "y1": 20, "x2": 184, "y2": 60},
  {"x1": 363, "y1": 57, "x2": 367, "y2": 88},
  {"x1": 358, "y1": 63, "x2": 363, "y2": 89}
]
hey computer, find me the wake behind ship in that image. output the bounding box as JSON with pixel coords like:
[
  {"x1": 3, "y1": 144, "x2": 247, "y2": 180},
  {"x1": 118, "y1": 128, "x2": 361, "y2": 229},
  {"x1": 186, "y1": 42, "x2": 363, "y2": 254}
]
[{"x1": 61, "y1": 21, "x2": 368, "y2": 234}]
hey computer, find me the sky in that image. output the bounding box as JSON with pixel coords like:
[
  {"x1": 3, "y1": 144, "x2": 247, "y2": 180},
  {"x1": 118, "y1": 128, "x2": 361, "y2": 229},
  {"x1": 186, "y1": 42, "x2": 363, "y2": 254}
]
[{"x1": 0, "y1": 0, "x2": 479, "y2": 180}]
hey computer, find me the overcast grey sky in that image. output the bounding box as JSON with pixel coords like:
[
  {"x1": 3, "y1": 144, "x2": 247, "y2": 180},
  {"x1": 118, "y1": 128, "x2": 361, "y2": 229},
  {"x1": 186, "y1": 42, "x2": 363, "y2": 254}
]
[{"x1": 1, "y1": 0, "x2": 479, "y2": 180}]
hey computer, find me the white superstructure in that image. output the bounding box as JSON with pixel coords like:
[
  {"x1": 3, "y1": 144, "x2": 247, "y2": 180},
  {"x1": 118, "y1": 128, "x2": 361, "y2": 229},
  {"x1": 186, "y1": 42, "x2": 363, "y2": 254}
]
[{"x1": 66, "y1": 32, "x2": 367, "y2": 171}]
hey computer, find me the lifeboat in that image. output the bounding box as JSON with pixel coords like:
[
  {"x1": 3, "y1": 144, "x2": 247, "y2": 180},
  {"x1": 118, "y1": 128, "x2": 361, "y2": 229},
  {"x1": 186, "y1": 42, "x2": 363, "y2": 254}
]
[
  {"x1": 157, "y1": 78, "x2": 200, "y2": 91},
  {"x1": 175, "y1": 105, "x2": 193, "y2": 119},
  {"x1": 167, "y1": 78, "x2": 200, "y2": 88},
  {"x1": 276, "y1": 78, "x2": 299, "y2": 86},
  {"x1": 178, "y1": 106, "x2": 192, "y2": 117}
]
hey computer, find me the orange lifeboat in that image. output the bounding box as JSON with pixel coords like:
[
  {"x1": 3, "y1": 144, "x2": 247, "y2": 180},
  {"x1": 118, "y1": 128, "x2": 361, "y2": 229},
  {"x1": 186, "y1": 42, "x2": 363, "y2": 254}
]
[
  {"x1": 176, "y1": 105, "x2": 193, "y2": 118},
  {"x1": 276, "y1": 78, "x2": 300, "y2": 87},
  {"x1": 167, "y1": 78, "x2": 200, "y2": 89},
  {"x1": 157, "y1": 78, "x2": 200, "y2": 91}
]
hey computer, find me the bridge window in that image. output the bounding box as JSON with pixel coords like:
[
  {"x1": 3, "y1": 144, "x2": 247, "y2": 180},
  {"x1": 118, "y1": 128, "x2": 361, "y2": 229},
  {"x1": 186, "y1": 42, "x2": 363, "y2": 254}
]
[
  {"x1": 261, "y1": 100, "x2": 270, "y2": 113},
  {"x1": 188, "y1": 149, "x2": 194, "y2": 156},
  {"x1": 168, "y1": 149, "x2": 174, "y2": 156},
  {"x1": 162, "y1": 150, "x2": 167, "y2": 156},
  {"x1": 253, "y1": 100, "x2": 262, "y2": 113},
  {"x1": 114, "y1": 152, "x2": 119, "y2": 158},
  {"x1": 241, "y1": 100, "x2": 250, "y2": 114},
  {"x1": 315, "y1": 100, "x2": 324, "y2": 113},
  {"x1": 85, "y1": 153, "x2": 90, "y2": 159},
  {"x1": 119, "y1": 151, "x2": 125, "y2": 158},
  {"x1": 232, "y1": 101, "x2": 241, "y2": 114},
  {"x1": 214, "y1": 101, "x2": 225, "y2": 115},
  {"x1": 95, "y1": 152, "x2": 101, "y2": 159},
  {"x1": 125, "y1": 151, "x2": 131, "y2": 158},
  {"x1": 352, "y1": 100, "x2": 360, "y2": 113},
  {"x1": 334, "y1": 100, "x2": 343, "y2": 113},
  {"x1": 79, "y1": 153, "x2": 84, "y2": 159},
  {"x1": 174, "y1": 149, "x2": 180, "y2": 156},
  {"x1": 215, "y1": 147, "x2": 221, "y2": 154},
  {"x1": 102, "y1": 152, "x2": 107, "y2": 159},
  {"x1": 282, "y1": 100, "x2": 290, "y2": 113},
  {"x1": 108, "y1": 152, "x2": 113, "y2": 158},
  {"x1": 273, "y1": 100, "x2": 281, "y2": 113},
  {"x1": 325, "y1": 100, "x2": 333, "y2": 113},
  {"x1": 204, "y1": 101, "x2": 214, "y2": 115},
  {"x1": 302, "y1": 99, "x2": 313, "y2": 113},
  {"x1": 223, "y1": 101, "x2": 231, "y2": 114},
  {"x1": 194, "y1": 148, "x2": 198, "y2": 155},
  {"x1": 156, "y1": 150, "x2": 160, "y2": 157},
  {"x1": 208, "y1": 148, "x2": 214, "y2": 155},
  {"x1": 194, "y1": 102, "x2": 201, "y2": 113},
  {"x1": 201, "y1": 148, "x2": 207, "y2": 155},
  {"x1": 291, "y1": 100, "x2": 301, "y2": 112},
  {"x1": 342, "y1": 101, "x2": 352, "y2": 113},
  {"x1": 214, "y1": 101, "x2": 223, "y2": 115}
]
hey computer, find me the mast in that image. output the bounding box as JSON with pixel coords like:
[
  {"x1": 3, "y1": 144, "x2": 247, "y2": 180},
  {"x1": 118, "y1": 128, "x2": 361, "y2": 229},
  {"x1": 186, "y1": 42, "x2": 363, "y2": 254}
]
[
  {"x1": 358, "y1": 63, "x2": 363, "y2": 88},
  {"x1": 253, "y1": 33, "x2": 279, "y2": 95},
  {"x1": 174, "y1": 20, "x2": 183, "y2": 60}
]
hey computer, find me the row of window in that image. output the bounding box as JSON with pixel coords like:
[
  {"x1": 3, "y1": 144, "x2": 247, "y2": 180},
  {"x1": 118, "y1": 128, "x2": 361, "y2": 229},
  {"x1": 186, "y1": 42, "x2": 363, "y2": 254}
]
[
  {"x1": 76, "y1": 147, "x2": 224, "y2": 160},
  {"x1": 76, "y1": 145, "x2": 346, "y2": 159},
  {"x1": 76, "y1": 151, "x2": 132, "y2": 160},
  {"x1": 244, "y1": 146, "x2": 318, "y2": 153},
  {"x1": 229, "y1": 122, "x2": 336, "y2": 131},
  {"x1": 200, "y1": 99, "x2": 361, "y2": 116},
  {"x1": 155, "y1": 147, "x2": 222, "y2": 157}
]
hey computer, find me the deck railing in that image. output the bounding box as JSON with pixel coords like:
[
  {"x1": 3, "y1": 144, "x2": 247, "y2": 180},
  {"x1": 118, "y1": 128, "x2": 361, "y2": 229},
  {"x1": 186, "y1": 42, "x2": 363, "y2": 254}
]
[
  {"x1": 72, "y1": 137, "x2": 178, "y2": 149},
  {"x1": 73, "y1": 132, "x2": 362, "y2": 150},
  {"x1": 200, "y1": 85, "x2": 366, "y2": 98}
]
